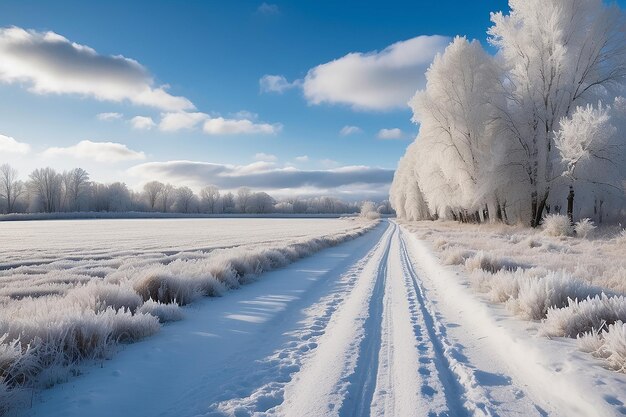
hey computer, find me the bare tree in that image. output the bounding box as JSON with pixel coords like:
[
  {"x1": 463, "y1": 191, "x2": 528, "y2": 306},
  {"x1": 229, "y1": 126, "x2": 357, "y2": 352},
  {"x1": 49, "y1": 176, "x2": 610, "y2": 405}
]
[
  {"x1": 175, "y1": 186, "x2": 195, "y2": 213},
  {"x1": 29, "y1": 167, "x2": 62, "y2": 213},
  {"x1": 200, "y1": 185, "x2": 220, "y2": 213},
  {"x1": 0, "y1": 164, "x2": 24, "y2": 213},
  {"x1": 222, "y1": 192, "x2": 236, "y2": 213},
  {"x1": 236, "y1": 187, "x2": 251, "y2": 213},
  {"x1": 63, "y1": 168, "x2": 90, "y2": 211},
  {"x1": 143, "y1": 181, "x2": 164, "y2": 211},
  {"x1": 160, "y1": 184, "x2": 175, "y2": 213}
]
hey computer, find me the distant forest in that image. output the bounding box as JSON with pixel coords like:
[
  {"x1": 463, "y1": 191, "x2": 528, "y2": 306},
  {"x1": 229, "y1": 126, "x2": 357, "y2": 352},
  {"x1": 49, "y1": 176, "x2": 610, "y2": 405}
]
[{"x1": 0, "y1": 164, "x2": 393, "y2": 215}]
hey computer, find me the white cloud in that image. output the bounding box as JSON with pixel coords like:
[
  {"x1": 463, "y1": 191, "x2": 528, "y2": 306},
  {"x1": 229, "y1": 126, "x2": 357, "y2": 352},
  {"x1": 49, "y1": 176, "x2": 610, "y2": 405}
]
[
  {"x1": 254, "y1": 152, "x2": 278, "y2": 162},
  {"x1": 231, "y1": 110, "x2": 258, "y2": 120},
  {"x1": 0, "y1": 134, "x2": 30, "y2": 154},
  {"x1": 0, "y1": 27, "x2": 194, "y2": 111},
  {"x1": 130, "y1": 116, "x2": 155, "y2": 130},
  {"x1": 257, "y1": 3, "x2": 280, "y2": 15},
  {"x1": 340, "y1": 125, "x2": 363, "y2": 136},
  {"x1": 97, "y1": 112, "x2": 123, "y2": 121},
  {"x1": 127, "y1": 160, "x2": 393, "y2": 199},
  {"x1": 203, "y1": 117, "x2": 282, "y2": 135},
  {"x1": 377, "y1": 128, "x2": 404, "y2": 140},
  {"x1": 159, "y1": 112, "x2": 209, "y2": 132},
  {"x1": 295, "y1": 155, "x2": 309, "y2": 162},
  {"x1": 259, "y1": 74, "x2": 300, "y2": 94},
  {"x1": 320, "y1": 159, "x2": 340, "y2": 168},
  {"x1": 42, "y1": 140, "x2": 145, "y2": 163},
  {"x1": 303, "y1": 35, "x2": 450, "y2": 110}
]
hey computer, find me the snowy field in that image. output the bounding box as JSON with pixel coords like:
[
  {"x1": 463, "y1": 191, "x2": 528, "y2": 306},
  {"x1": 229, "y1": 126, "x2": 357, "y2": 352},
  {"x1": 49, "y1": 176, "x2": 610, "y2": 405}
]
[
  {"x1": 0, "y1": 218, "x2": 376, "y2": 413},
  {"x1": 401, "y1": 220, "x2": 626, "y2": 372},
  {"x1": 18, "y1": 220, "x2": 625, "y2": 417}
]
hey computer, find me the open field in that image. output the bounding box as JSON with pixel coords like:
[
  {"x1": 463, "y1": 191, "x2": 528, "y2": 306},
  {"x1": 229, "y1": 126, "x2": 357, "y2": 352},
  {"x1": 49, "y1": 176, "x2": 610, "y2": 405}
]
[
  {"x1": 20, "y1": 220, "x2": 626, "y2": 417},
  {"x1": 0, "y1": 218, "x2": 376, "y2": 412}
]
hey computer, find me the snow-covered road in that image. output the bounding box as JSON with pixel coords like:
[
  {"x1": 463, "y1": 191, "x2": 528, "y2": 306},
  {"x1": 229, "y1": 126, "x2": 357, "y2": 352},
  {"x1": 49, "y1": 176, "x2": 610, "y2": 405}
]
[{"x1": 26, "y1": 220, "x2": 625, "y2": 417}]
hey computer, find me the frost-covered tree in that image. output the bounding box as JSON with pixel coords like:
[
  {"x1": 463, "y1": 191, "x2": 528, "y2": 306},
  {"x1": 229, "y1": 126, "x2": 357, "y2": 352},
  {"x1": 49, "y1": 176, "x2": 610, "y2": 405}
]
[
  {"x1": 247, "y1": 192, "x2": 274, "y2": 214},
  {"x1": 410, "y1": 36, "x2": 502, "y2": 214},
  {"x1": 200, "y1": 185, "x2": 220, "y2": 214},
  {"x1": 489, "y1": 0, "x2": 626, "y2": 225},
  {"x1": 28, "y1": 167, "x2": 62, "y2": 213},
  {"x1": 159, "y1": 184, "x2": 175, "y2": 213},
  {"x1": 555, "y1": 103, "x2": 618, "y2": 222},
  {"x1": 222, "y1": 192, "x2": 236, "y2": 213},
  {"x1": 236, "y1": 187, "x2": 251, "y2": 213},
  {"x1": 0, "y1": 164, "x2": 24, "y2": 213},
  {"x1": 63, "y1": 168, "x2": 90, "y2": 211},
  {"x1": 175, "y1": 186, "x2": 196, "y2": 213},
  {"x1": 143, "y1": 181, "x2": 164, "y2": 211},
  {"x1": 391, "y1": 0, "x2": 626, "y2": 226}
]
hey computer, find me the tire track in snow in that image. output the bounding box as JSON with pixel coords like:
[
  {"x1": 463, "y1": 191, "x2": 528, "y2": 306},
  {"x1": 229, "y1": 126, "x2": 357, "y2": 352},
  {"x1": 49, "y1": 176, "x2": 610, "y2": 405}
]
[
  {"x1": 398, "y1": 227, "x2": 495, "y2": 417},
  {"x1": 201, "y1": 222, "x2": 393, "y2": 417},
  {"x1": 370, "y1": 226, "x2": 427, "y2": 417},
  {"x1": 336, "y1": 223, "x2": 392, "y2": 417},
  {"x1": 275, "y1": 222, "x2": 395, "y2": 417}
]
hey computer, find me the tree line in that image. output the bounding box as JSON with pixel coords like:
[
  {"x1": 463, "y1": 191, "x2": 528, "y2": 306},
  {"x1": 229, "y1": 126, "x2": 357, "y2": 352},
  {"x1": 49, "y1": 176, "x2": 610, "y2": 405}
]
[
  {"x1": 391, "y1": 0, "x2": 626, "y2": 226},
  {"x1": 0, "y1": 164, "x2": 393, "y2": 216}
]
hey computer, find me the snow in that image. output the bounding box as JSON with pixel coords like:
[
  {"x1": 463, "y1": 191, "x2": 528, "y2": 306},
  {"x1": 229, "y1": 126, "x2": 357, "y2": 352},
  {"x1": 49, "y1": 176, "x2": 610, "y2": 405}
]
[
  {"x1": 10, "y1": 219, "x2": 623, "y2": 417},
  {"x1": 403, "y1": 226, "x2": 626, "y2": 416},
  {"x1": 0, "y1": 218, "x2": 376, "y2": 412}
]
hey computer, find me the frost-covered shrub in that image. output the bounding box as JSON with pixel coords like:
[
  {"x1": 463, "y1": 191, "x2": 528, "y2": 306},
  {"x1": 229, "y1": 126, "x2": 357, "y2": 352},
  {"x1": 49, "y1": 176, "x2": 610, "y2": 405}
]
[
  {"x1": 578, "y1": 329, "x2": 605, "y2": 354},
  {"x1": 578, "y1": 321, "x2": 626, "y2": 372},
  {"x1": 574, "y1": 218, "x2": 596, "y2": 238},
  {"x1": 365, "y1": 211, "x2": 381, "y2": 220},
  {"x1": 471, "y1": 267, "x2": 606, "y2": 320},
  {"x1": 520, "y1": 236, "x2": 542, "y2": 248},
  {"x1": 464, "y1": 251, "x2": 517, "y2": 273},
  {"x1": 359, "y1": 201, "x2": 380, "y2": 220},
  {"x1": 541, "y1": 294, "x2": 626, "y2": 337},
  {"x1": 542, "y1": 214, "x2": 573, "y2": 237},
  {"x1": 138, "y1": 299, "x2": 184, "y2": 322},
  {"x1": 442, "y1": 247, "x2": 473, "y2": 265},
  {"x1": 133, "y1": 271, "x2": 201, "y2": 305},
  {"x1": 513, "y1": 271, "x2": 605, "y2": 320},
  {"x1": 604, "y1": 321, "x2": 626, "y2": 372},
  {"x1": 68, "y1": 282, "x2": 143, "y2": 313}
]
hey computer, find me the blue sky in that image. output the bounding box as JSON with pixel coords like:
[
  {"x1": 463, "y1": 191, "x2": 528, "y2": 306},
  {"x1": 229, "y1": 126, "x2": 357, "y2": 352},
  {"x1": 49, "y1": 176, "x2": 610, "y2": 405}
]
[{"x1": 3, "y1": 0, "x2": 615, "y2": 199}]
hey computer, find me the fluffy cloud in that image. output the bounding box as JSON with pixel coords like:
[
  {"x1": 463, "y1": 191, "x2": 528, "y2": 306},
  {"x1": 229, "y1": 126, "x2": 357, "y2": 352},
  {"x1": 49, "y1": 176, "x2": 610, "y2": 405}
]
[
  {"x1": 259, "y1": 75, "x2": 300, "y2": 93},
  {"x1": 130, "y1": 116, "x2": 156, "y2": 130},
  {"x1": 377, "y1": 128, "x2": 404, "y2": 140},
  {"x1": 157, "y1": 112, "x2": 281, "y2": 135},
  {"x1": 295, "y1": 155, "x2": 309, "y2": 162},
  {"x1": 0, "y1": 134, "x2": 30, "y2": 154},
  {"x1": 0, "y1": 27, "x2": 193, "y2": 111},
  {"x1": 254, "y1": 152, "x2": 278, "y2": 162},
  {"x1": 203, "y1": 117, "x2": 282, "y2": 135},
  {"x1": 128, "y1": 160, "x2": 393, "y2": 198},
  {"x1": 340, "y1": 125, "x2": 363, "y2": 136},
  {"x1": 303, "y1": 35, "x2": 449, "y2": 110},
  {"x1": 97, "y1": 112, "x2": 123, "y2": 121},
  {"x1": 42, "y1": 140, "x2": 146, "y2": 163},
  {"x1": 257, "y1": 3, "x2": 280, "y2": 15},
  {"x1": 158, "y1": 112, "x2": 208, "y2": 132}
]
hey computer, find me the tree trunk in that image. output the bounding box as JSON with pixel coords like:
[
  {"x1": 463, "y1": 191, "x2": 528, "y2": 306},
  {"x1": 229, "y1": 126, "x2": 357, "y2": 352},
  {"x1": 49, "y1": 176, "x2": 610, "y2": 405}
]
[
  {"x1": 567, "y1": 185, "x2": 574, "y2": 225},
  {"x1": 530, "y1": 191, "x2": 538, "y2": 227},
  {"x1": 532, "y1": 191, "x2": 549, "y2": 228}
]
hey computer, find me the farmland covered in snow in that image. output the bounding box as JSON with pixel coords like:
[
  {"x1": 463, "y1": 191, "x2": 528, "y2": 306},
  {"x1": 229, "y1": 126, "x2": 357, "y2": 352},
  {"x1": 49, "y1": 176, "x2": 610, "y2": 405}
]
[{"x1": 0, "y1": 218, "x2": 376, "y2": 412}]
